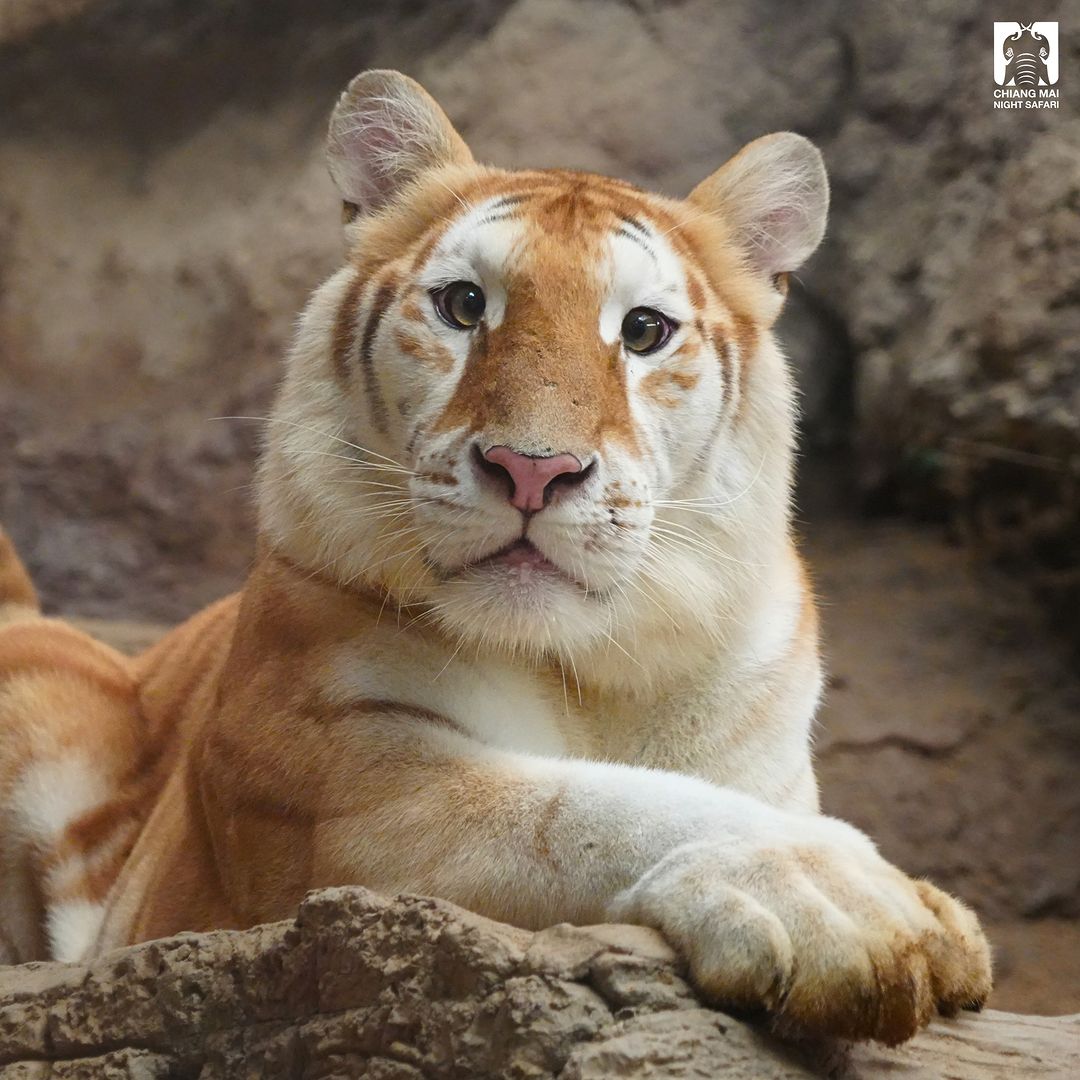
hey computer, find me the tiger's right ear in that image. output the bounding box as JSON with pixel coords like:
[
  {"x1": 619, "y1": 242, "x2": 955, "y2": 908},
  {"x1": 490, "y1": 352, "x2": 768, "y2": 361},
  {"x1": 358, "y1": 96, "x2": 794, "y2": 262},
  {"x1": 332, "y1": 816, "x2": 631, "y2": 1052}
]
[
  {"x1": 326, "y1": 70, "x2": 474, "y2": 219},
  {"x1": 688, "y1": 133, "x2": 828, "y2": 280}
]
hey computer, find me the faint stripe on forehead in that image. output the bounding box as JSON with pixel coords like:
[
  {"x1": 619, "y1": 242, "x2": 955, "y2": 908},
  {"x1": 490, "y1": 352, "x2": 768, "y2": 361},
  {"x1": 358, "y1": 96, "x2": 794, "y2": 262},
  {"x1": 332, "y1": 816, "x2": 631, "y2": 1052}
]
[
  {"x1": 474, "y1": 191, "x2": 538, "y2": 226},
  {"x1": 408, "y1": 193, "x2": 530, "y2": 273},
  {"x1": 416, "y1": 193, "x2": 536, "y2": 263},
  {"x1": 617, "y1": 213, "x2": 651, "y2": 236},
  {"x1": 614, "y1": 224, "x2": 660, "y2": 265},
  {"x1": 490, "y1": 192, "x2": 535, "y2": 211}
]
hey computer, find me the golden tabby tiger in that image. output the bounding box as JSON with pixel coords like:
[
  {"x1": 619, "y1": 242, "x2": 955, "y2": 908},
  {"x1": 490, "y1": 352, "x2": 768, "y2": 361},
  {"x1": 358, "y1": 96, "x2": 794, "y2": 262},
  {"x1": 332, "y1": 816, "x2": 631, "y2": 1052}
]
[{"x1": 0, "y1": 71, "x2": 990, "y2": 1044}]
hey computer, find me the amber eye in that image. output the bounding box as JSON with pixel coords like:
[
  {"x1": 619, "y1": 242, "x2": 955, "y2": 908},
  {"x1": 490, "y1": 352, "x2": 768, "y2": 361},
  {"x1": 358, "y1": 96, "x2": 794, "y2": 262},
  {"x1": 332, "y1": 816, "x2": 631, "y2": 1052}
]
[
  {"x1": 621, "y1": 307, "x2": 675, "y2": 355},
  {"x1": 432, "y1": 281, "x2": 486, "y2": 329}
]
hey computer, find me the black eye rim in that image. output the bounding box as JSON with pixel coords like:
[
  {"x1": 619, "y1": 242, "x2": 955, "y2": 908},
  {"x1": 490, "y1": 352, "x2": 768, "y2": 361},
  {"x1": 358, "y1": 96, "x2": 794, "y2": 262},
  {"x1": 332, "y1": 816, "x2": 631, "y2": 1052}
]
[
  {"x1": 430, "y1": 280, "x2": 486, "y2": 330},
  {"x1": 621, "y1": 306, "x2": 678, "y2": 356}
]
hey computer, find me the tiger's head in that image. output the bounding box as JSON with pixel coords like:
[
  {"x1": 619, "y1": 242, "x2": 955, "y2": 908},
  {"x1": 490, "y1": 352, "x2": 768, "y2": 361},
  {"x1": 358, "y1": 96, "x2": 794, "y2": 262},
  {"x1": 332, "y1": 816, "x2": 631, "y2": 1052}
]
[{"x1": 258, "y1": 71, "x2": 828, "y2": 684}]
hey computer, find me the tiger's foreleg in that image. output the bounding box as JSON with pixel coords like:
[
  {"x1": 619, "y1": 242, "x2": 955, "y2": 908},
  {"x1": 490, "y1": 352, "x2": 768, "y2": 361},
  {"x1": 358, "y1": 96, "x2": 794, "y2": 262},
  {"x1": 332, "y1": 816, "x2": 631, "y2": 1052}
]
[{"x1": 200, "y1": 708, "x2": 992, "y2": 1045}]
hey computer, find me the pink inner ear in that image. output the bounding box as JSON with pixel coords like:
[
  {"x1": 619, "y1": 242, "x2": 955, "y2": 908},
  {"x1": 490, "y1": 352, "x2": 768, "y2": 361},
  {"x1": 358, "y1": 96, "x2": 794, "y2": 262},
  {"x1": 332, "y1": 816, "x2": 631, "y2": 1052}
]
[
  {"x1": 357, "y1": 117, "x2": 403, "y2": 157},
  {"x1": 338, "y1": 111, "x2": 413, "y2": 205},
  {"x1": 349, "y1": 116, "x2": 399, "y2": 162},
  {"x1": 754, "y1": 205, "x2": 801, "y2": 274}
]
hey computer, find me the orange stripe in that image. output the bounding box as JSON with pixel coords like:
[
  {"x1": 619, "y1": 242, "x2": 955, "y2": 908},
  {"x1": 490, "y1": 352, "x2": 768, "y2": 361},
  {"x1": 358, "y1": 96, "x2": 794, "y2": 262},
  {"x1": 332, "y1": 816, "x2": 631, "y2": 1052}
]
[
  {"x1": 331, "y1": 272, "x2": 365, "y2": 388},
  {"x1": 731, "y1": 312, "x2": 757, "y2": 422},
  {"x1": 358, "y1": 274, "x2": 400, "y2": 434},
  {"x1": 322, "y1": 697, "x2": 468, "y2": 737}
]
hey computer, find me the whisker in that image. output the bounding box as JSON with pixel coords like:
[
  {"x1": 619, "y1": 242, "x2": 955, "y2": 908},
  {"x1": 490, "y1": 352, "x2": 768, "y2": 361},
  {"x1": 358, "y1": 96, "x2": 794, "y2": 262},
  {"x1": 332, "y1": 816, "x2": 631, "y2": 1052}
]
[
  {"x1": 649, "y1": 522, "x2": 756, "y2": 568},
  {"x1": 654, "y1": 455, "x2": 768, "y2": 513},
  {"x1": 427, "y1": 173, "x2": 472, "y2": 216},
  {"x1": 433, "y1": 633, "x2": 469, "y2": 681},
  {"x1": 285, "y1": 448, "x2": 412, "y2": 476},
  {"x1": 211, "y1": 415, "x2": 414, "y2": 474},
  {"x1": 657, "y1": 205, "x2": 720, "y2": 238}
]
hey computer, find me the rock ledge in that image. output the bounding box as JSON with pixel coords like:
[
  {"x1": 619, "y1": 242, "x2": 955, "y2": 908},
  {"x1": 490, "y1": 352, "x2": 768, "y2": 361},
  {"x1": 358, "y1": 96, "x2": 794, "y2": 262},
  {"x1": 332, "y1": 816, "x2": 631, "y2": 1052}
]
[{"x1": 0, "y1": 888, "x2": 1076, "y2": 1078}]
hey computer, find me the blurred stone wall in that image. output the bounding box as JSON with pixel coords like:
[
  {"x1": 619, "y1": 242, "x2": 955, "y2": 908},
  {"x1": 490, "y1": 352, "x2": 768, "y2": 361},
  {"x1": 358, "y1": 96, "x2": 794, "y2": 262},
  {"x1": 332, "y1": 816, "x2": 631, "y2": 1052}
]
[{"x1": 0, "y1": 0, "x2": 1076, "y2": 624}]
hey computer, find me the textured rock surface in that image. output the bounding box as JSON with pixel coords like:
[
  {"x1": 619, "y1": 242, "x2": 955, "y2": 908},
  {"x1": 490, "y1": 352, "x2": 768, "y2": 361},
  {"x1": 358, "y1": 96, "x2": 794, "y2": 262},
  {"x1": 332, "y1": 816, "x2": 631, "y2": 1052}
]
[
  {"x1": 0, "y1": 887, "x2": 1077, "y2": 1079},
  {"x1": 1, "y1": 0, "x2": 1077, "y2": 624}
]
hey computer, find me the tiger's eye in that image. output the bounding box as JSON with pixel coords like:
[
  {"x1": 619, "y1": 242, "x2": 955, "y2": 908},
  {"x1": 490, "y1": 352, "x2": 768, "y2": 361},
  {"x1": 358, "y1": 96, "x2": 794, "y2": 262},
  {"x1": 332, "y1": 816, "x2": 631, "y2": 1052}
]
[
  {"x1": 433, "y1": 281, "x2": 486, "y2": 329},
  {"x1": 621, "y1": 307, "x2": 674, "y2": 354}
]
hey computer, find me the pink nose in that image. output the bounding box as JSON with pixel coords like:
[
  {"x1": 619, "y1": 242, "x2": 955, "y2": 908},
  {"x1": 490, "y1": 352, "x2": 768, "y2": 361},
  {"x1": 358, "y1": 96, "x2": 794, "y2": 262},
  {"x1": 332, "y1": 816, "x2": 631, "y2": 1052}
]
[{"x1": 482, "y1": 445, "x2": 585, "y2": 512}]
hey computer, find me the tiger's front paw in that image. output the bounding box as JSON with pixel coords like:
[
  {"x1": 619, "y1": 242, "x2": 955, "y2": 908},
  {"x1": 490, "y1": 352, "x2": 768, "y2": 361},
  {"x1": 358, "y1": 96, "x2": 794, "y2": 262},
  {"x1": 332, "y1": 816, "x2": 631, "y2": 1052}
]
[{"x1": 609, "y1": 820, "x2": 991, "y2": 1045}]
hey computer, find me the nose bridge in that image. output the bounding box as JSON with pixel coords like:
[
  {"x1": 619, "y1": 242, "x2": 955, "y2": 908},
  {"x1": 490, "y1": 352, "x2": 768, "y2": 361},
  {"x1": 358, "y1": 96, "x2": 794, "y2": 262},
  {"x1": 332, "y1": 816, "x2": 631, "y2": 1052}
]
[
  {"x1": 431, "y1": 227, "x2": 638, "y2": 455},
  {"x1": 489, "y1": 317, "x2": 600, "y2": 453},
  {"x1": 452, "y1": 316, "x2": 624, "y2": 459}
]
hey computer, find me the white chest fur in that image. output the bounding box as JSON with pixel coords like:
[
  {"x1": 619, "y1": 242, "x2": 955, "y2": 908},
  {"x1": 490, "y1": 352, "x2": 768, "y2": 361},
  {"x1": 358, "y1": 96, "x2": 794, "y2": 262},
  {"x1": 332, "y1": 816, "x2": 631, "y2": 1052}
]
[{"x1": 326, "y1": 631, "x2": 569, "y2": 756}]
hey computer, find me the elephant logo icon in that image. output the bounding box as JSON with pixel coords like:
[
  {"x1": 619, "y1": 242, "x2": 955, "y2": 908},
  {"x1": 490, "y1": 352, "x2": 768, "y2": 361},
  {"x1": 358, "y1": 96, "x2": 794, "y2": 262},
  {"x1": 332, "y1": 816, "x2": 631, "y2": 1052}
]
[{"x1": 994, "y1": 22, "x2": 1059, "y2": 86}]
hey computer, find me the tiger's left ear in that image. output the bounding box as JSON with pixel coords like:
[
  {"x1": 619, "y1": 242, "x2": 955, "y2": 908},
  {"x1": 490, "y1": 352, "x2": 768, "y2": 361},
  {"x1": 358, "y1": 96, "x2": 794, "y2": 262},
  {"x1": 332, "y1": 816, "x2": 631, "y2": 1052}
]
[
  {"x1": 689, "y1": 133, "x2": 828, "y2": 278},
  {"x1": 326, "y1": 70, "x2": 474, "y2": 219}
]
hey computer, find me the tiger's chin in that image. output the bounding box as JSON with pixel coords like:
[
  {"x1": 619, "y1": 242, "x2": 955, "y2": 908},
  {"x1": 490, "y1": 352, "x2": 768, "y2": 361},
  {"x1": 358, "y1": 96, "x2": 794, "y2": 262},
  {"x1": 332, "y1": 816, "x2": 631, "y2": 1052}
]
[{"x1": 429, "y1": 544, "x2": 610, "y2": 658}]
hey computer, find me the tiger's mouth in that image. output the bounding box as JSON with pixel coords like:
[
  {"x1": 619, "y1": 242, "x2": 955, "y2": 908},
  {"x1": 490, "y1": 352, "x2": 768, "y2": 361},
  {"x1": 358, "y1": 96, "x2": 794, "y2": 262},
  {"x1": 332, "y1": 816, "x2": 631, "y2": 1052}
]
[{"x1": 464, "y1": 539, "x2": 583, "y2": 589}]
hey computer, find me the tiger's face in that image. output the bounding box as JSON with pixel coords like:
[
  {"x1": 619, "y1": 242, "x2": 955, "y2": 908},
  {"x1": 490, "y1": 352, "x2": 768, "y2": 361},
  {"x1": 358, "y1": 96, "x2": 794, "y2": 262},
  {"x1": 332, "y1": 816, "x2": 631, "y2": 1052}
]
[{"x1": 259, "y1": 72, "x2": 828, "y2": 675}]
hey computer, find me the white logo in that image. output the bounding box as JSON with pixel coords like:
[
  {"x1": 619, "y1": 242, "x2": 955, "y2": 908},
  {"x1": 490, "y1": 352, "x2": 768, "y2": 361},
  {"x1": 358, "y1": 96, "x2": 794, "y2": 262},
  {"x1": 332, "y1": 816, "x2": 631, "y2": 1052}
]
[
  {"x1": 993, "y1": 22, "x2": 1060, "y2": 108},
  {"x1": 994, "y1": 22, "x2": 1058, "y2": 85}
]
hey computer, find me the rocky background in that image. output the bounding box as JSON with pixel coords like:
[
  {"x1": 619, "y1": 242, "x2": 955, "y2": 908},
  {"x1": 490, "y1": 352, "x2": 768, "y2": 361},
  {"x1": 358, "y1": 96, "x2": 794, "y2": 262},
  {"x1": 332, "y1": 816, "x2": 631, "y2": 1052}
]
[
  {"x1": 1, "y1": 0, "x2": 1079, "y2": 1038},
  {"x1": 2, "y1": 0, "x2": 1077, "y2": 627}
]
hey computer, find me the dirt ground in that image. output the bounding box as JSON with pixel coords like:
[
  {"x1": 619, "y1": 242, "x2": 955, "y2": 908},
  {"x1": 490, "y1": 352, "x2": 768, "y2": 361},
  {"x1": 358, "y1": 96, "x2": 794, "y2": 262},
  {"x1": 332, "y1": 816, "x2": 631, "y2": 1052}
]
[
  {"x1": 806, "y1": 516, "x2": 1080, "y2": 1015},
  {"x1": 73, "y1": 514, "x2": 1080, "y2": 1018}
]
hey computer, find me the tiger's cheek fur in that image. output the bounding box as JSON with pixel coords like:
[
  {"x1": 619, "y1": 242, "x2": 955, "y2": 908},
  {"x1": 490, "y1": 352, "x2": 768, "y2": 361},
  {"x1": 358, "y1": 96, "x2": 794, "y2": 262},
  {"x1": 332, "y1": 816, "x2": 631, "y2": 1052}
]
[{"x1": 258, "y1": 166, "x2": 790, "y2": 670}]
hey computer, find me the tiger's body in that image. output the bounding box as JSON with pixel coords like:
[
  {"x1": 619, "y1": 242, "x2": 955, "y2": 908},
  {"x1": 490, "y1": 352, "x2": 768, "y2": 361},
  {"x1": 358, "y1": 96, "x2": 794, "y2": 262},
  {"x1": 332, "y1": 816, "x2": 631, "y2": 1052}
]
[{"x1": 0, "y1": 71, "x2": 990, "y2": 1044}]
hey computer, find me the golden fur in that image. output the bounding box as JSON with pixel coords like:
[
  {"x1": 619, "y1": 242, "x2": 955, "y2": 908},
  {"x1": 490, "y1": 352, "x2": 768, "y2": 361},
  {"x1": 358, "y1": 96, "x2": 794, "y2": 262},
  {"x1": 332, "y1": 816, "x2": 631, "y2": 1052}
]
[{"x1": 0, "y1": 71, "x2": 991, "y2": 1045}]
